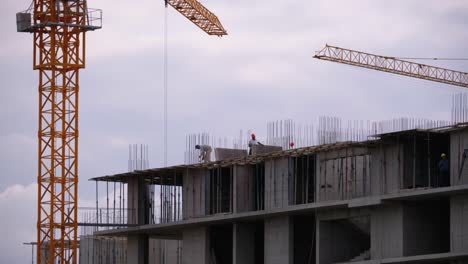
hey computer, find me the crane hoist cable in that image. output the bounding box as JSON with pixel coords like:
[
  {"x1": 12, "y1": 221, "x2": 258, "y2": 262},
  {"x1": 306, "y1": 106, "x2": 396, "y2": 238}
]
[
  {"x1": 396, "y1": 57, "x2": 468, "y2": 61},
  {"x1": 161, "y1": 0, "x2": 226, "y2": 167},
  {"x1": 164, "y1": 2, "x2": 168, "y2": 167}
]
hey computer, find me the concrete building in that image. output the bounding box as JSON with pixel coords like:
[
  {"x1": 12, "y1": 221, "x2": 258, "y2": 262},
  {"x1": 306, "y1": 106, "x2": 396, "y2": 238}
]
[{"x1": 87, "y1": 124, "x2": 468, "y2": 264}]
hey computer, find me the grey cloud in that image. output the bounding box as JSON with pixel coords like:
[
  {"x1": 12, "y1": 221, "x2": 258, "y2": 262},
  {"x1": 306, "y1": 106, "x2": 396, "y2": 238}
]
[{"x1": 1, "y1": 0, "x2": 467, "y2": 261}]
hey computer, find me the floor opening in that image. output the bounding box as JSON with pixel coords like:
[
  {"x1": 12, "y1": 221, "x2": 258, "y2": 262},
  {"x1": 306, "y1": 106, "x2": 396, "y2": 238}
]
[
  {"x1": 292, "y1": 155, "x2": 316, "y2": 205},
  {"x1": 208, "y1": 167, "x2": 232, "y2": 214},
  {"x1": 209, "y1": 224, "x2": 233, "y2": 264},
  {"x1": 401, "y1": 132, "x2": 450, "y2": 189},
  {"x1": 319, "y1": 215, "x2": 370, "y2": 264},
  {"x1": 294, "y1": 214, "x2": 316, "y2": 264},
  {"x1": 403, "y1": 198, "x2": 450, "y2": 256},
  {"x1": 254, "y1": 221, "x2": 264, "y2": 264},
  {"x1": 253, "y1": 162, "x2": 265, "y2": 210}
]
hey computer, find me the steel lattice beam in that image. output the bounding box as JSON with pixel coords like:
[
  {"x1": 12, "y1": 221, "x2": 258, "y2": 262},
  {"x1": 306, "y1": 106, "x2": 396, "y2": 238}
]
[
  {"x1": 166, "y1": 0, "x2": 227, "y2": 36},
  {"x1": 314, "y1": 44, "x2": 468, "y2": 88}
]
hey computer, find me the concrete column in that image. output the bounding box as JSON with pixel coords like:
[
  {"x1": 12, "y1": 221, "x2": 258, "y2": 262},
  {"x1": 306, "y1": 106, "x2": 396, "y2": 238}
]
[
  {"x1": 128, "y1": 235, "x2": 148, "y2": 264},
  {"x1": 233, "y1": 223, "x2": 255, "y2": 264},
  {"x1": 182, "y1": 227, "x2": 209, "y2": 264},
  {"x1": 451, "y1": 194, "x2": 468, "y2": 252},
  {"x1": 128, "y1": 177, "x2": 149, "y2": 225},
  {"x1": 127, "y1": 177, "x2": 150, "y2": 264},
  {"x1": 264, "y1": 216, "x2": 293, "y2": 264}
]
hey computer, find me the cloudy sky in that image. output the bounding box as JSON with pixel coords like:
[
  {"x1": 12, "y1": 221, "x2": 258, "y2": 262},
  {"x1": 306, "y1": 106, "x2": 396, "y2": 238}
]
[{"x1": 1, "y1": 0, "x2": 467, "y2": 262}]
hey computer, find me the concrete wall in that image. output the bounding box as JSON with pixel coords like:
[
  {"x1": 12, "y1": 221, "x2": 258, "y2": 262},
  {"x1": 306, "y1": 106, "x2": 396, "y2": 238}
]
[
  {"x1": 233, "y1": 223, "x2": 255, "y2": 264},
  {"x1": 182, "y1": 228, "x2": 209, "y2": 264},
  {"x1": 79, "y1": 236, "x2": 127, "y2": 264},
  {"x1": 264, "y1": 216, "x2": 293, "y2": 264},
  {"x1": 148, "y1": 239, "x2": 181, "y2": 264},
  {"x1": 451, "y1": 194, "x2": 468, "y2": 252},
  {"x1": 450, "y1": 129, "x2": 468, "y2": 185},
  {"x1": 233, "y1": 165, "x2": 254, "y2": 213},
  {"x1": 252, "y1": 145, "x2": 282, "y2": 155},
  {"x1": 127, "y1": 235, "x2": 148, "y2": 264},
  {"x1": 183, "y1": 169, "x2": 207, "y2": 219},
  {"x1": 370, "y1": 144, "x2": 403, "y2": 196},
  {"x1": 215, "y1": 148, "x2": 247, "y2": 161},
  {"x1": 317, "y1": 152, "x2": 341, "y2": 202},
  {"x1": 265, "y1": 158, "x2": 290, "y2": 209},
  {"x1": 317, "y1": 148, "x2": 373, "y2": 202},
  {"x1": 371, "y1": 203, "x2": 403, "y2": 259}
]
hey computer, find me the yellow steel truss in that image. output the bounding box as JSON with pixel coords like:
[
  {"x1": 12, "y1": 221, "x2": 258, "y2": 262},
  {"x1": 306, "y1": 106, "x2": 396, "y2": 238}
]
[{"x1": 33, "y1": 0, "x2": 89, "y2": 262}]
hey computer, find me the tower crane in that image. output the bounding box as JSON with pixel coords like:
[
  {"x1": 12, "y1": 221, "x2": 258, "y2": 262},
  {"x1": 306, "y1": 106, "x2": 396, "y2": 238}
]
[
  {"x1": 16, "y1": 0, "x2": 225, "y2": 263},
  {"x1": 16, "y1": 0, "x2": 102, "y2": 263},
  {"x1": 314, "y1": 44, "x2": 468, "y2": 180},
  {"x1": 314, "y1": 44, "x2": 468, "y2": 88}
]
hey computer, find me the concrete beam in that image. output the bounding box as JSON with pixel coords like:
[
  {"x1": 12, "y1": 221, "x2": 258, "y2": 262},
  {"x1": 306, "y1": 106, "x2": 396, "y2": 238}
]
[{"x1": 95, "y1": 185, "x2": 468, "y2": 239}]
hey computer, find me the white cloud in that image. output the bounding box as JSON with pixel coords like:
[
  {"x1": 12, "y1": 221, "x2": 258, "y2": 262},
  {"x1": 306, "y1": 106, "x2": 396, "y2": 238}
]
[
  {"x1": 0, "y1": 182, "x2": 130, "y2": 262},
  {"x1": 0, "y1": 183, "x2": 37, "y2": 263}
]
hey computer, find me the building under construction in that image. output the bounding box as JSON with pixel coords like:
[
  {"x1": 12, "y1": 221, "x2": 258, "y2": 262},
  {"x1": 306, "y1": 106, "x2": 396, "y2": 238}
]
[{"x1": 81, "y1": 122, "x2": 468, "y2": 264}]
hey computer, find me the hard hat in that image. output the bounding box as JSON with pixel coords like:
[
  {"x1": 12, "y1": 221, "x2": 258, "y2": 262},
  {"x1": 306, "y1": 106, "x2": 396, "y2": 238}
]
[
  {"x1": 251, "y1": 133, "x2": 256, "y2": 139},
  {"x1": 441, "y1": 153, "x2": 446, "y2": 158}
]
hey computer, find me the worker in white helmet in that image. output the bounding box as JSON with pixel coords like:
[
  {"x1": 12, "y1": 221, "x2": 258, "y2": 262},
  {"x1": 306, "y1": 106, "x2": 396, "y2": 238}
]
[{"x1": 195, "y1": 144, "x2": 212, "y2": 163}]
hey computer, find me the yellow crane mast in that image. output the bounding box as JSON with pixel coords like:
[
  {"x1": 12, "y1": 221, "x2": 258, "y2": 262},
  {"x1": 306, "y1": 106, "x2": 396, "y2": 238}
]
[{"x1": 16, "y1": 1, "x2": 101, "y2": 263}]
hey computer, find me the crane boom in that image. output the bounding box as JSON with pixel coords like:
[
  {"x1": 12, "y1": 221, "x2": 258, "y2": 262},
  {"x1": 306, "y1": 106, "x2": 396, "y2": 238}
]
[
  {"x1": 314, "y1": 45, "x2": 468, "y2": 88},
  {"x1": 166, "y1": 0, "x2": 227, "y2": 36}
]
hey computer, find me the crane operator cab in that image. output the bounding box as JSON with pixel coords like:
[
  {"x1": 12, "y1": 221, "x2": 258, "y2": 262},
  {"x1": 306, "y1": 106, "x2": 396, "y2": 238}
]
[{"x1": 17, "y1": 0, "x2": 102, "y2": 33}]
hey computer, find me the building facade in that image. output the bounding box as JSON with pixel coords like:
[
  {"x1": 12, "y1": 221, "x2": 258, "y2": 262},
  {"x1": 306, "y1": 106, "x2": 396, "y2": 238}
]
[{"x1": 87, "y1": 124, "x2": 468, "y2": 264}]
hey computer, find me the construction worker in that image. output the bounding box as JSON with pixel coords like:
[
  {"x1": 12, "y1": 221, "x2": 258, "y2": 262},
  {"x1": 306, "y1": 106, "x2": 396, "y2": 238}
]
[
  {"x1": 248, "y1": 133, "x2": 263, "y2": 155},
  {"x1": 438, "y1": 153, "x2": 450, "y2": 187},
  {"x1": 195, "y1": 144, "x2": 212, "y2": 163}
]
